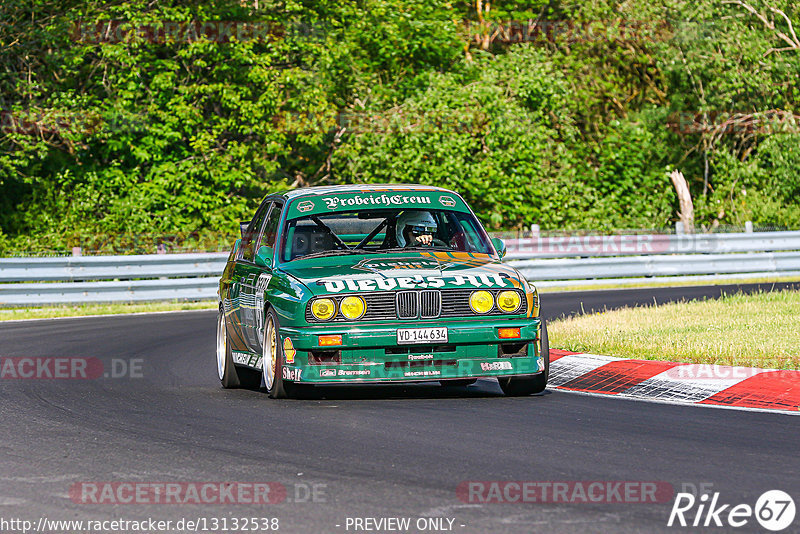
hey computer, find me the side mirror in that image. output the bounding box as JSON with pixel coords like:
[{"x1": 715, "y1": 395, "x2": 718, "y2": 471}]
[
  {"x1": 240, "y1": 221, "x2": 249, "y2": 239},
  {"x1": 491, "y1": 237, "x2": 507, "y2": 259},
  {"x1": 255, "y1": 245, "x2": 274, "y2": 269}
]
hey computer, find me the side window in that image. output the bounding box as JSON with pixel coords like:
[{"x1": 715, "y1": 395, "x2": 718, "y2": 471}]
[
  {"x1": 240, "y1": 202, "x2": 272, "y2": 262},
  {"x1": 257, "y1": 202, "x2": 283, "y2": 250}
]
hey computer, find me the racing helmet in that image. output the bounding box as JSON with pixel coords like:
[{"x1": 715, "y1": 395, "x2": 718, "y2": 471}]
[{"x1": 396, "y1": 211, "x2": 438, "y2": 247}]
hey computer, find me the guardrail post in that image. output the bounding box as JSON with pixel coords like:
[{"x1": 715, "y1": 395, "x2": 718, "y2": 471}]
[
  {"x1": 745, "y1": 221, "x2": 753, "y2": 233},
  {"x1": 675, "y1": 221, "x2": 685, "y2": 235},
  {"x1": 71, "y1": 247, "x2": 82, "y2": 256}
]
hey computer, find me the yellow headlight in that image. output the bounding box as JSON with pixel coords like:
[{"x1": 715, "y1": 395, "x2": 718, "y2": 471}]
[
  {"x1": 340, "y1": 296, "x2": 366, "y2": 320},
  {"x1": 469, "y1": 290, "x2": 494, "y2": 314},
  {"x1": 311, "y1": 298, "x2": 336, "y2": 320},
  {"x1": 497, "y1": 290, "x2": 522, "y2": 313}
]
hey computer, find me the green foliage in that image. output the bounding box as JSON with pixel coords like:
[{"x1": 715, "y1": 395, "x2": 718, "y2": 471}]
[{"x1": 1, "y1": 0, "x2": 799, "y2": 253}]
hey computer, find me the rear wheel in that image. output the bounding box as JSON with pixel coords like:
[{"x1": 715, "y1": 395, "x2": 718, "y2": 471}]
[
  {"x1": 498, "y1": 319, "x2": 549, "y2": 396},
  {"x1": 261, "y1": 308, "x2": 298, "y2": 399},
  {"x1": 216, "y1": 309, "x2": 259, "y2": 388}
]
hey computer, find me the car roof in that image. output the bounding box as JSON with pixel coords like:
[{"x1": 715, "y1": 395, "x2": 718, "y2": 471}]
[{"x1": 275, "y1": 184, "x2": 455, "y2": 201}]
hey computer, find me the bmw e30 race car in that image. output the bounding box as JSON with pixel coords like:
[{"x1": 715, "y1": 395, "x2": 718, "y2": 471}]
[{"x1": 216, "y1": 184, "x2": 549, "y2": 398}]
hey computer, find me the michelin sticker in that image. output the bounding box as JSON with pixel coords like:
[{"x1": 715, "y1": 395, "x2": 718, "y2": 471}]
[
  {"x1": 322, "y1": 194, "x2": 432, "y2": 210},
  {"x1": 320, "y1": 273, "x2": 507, "y2": 293}
]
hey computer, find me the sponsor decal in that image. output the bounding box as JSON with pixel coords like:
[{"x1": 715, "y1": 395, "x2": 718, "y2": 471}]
[
  {"x1": 337, "y1": 369, "x2": 370, "y2": 377},
  {"x1": 404, "y1": 370, "x2": 441, "y2": 377},
  {"x1": 320, "y1": 273, "x2": 507, "y2": 293},
  {"x1": 439, "y1": 195, "x2": 456, "y2": 207},
  {"x1": 235, "y1": 353, "x2": 261, "y2": 368},
  {"x1": 297, "y1": 200, "x2": 315, "y2": 212},
  {"x1": 283, "y1": 337, "x2": 296, "y2": 364},
  {"x1": 282, "y1": 367, "x2": 302, "y2": 381},
  {"x1": 354, "y1": 258, "x2": 441, "y2": 272},
  {"x1": 321, "y1": 194, "x2": 432, "y2": 210},
  {"x1": 481, "y1": 361, "x2": 513, "y2": 371},
  {"x1": 408, "y1": 354, "x2": 434, "y2": 361},
  {"x1": 319, "y1": 369, "x2": 336, "y2": 378}
]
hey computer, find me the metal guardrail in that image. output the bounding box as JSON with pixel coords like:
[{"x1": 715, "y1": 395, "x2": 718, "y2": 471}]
[
  {"x1": 503, "y1": 231, "x2": 800, "y2": 259},
  {"x1": 1, "y1": 231, "x2": 800, "y2": 305},
  {"x1": 0, "y1": 253, "x2": 227, "y2": 306},
  {"x1": 510, "y1": 251, "x2": 800, "y2": 281},
  {"x1": 0, "y1": 253, "x2": 227, "y2": 282}
]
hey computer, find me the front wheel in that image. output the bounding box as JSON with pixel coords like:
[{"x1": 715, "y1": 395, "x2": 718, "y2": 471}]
[
  {"x1": 261, "y1": 308, "x2": 298, "y2": 399},
  {"x1": 498, "y1": 319, "x2": 550, "y2": 396}
]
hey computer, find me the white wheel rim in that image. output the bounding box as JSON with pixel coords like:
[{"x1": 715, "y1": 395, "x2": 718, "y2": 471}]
[
  {"x1": 216, "y1": 312, "x2": 227, "y2": 381},
  {"x1": 263, "y1": 317, "x2": 276, "y2": 389}
]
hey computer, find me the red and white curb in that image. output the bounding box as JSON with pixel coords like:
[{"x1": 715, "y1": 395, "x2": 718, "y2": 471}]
[{"x1": 548, "y1": 350, "x2": 800, "y2": 414}]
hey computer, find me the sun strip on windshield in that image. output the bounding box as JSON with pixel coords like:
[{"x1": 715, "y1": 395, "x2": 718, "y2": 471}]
[{"x1": 286, "y1": 191, "x2": 469, "y2": 219}]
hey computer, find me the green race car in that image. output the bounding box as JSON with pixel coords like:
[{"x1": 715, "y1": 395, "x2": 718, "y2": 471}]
[{"x1": 216, "y1": 184, "x2": 549, "y2": 398}]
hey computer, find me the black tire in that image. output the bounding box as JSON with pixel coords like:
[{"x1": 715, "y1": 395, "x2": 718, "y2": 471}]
[
  {"x1": 498, "y1": 319, "x2": 550, "y2": 396},
  {"x1": 216, "y1": 308, "x2": 260, "y2": 388},
  {"x1": 261, "y1": 308, "x2": 298, "y2": 399},
  {"x1": 440, "y1": 379, "x2": 478, "y2": 387}
]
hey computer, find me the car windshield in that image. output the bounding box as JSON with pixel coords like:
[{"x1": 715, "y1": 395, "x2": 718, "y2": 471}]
[{"x1": 280, "y1": 208, "x2": 494, "y2": 262}]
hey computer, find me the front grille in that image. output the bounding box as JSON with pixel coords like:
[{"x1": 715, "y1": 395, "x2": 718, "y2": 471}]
[
  {"x1": 419, "y1": 290, "x2": 441, "y2": 318},
  {"x1": 396, "y1": 291, "x2": 417, "y2": 319},
  {"x1": 306, "y1": 288, "x2": 526, "y2": 322}
]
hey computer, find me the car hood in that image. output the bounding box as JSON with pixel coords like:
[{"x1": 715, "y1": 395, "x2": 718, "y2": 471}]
[{"x1": 278, "y1": 251, "x2": 527, "y2": 296}]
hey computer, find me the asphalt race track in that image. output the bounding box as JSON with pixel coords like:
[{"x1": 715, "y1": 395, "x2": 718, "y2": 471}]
[{"x1": 1, "y1": 282, "x2": 798, "y2": 534}]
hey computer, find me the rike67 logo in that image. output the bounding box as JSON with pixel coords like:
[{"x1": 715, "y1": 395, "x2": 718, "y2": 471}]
[{"x1": 668, "y1": 490, "x2": 795, "y2": 531}]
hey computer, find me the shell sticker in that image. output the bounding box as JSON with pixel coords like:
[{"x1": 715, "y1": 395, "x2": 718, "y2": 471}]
[{"x1": 283, "y1": 337, "x2": 296, "y2": 364}]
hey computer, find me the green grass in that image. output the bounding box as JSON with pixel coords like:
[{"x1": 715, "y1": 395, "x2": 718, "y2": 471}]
[
  {"x1": 548, "y1": 290, "x2": 800, "y2": 370},
  {"x1": 0, "y1": 300, "x2": 217, "y2": 321}
]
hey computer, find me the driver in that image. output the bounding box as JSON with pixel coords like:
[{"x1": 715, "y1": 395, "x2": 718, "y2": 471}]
[{"x1": 396, "y1": 211, "x2": 438, "y2": 247}]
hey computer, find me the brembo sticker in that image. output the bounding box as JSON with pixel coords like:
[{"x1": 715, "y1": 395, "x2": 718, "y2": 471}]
[
  {"x1": 320, "y1": 273, "x2": 507, "y2": 293},
  {"x1": 322, "y1": 194, "x2": 432, "y2": 210}
]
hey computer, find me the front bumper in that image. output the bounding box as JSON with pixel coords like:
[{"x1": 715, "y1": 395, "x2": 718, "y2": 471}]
[{"x1": 278, "y1": 318, "x2": 543, "y2": 384}]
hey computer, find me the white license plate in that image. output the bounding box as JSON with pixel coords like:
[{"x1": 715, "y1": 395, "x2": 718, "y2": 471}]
[{"x1": 396, "y1": 327, "x2": 448, "y2": 344}]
